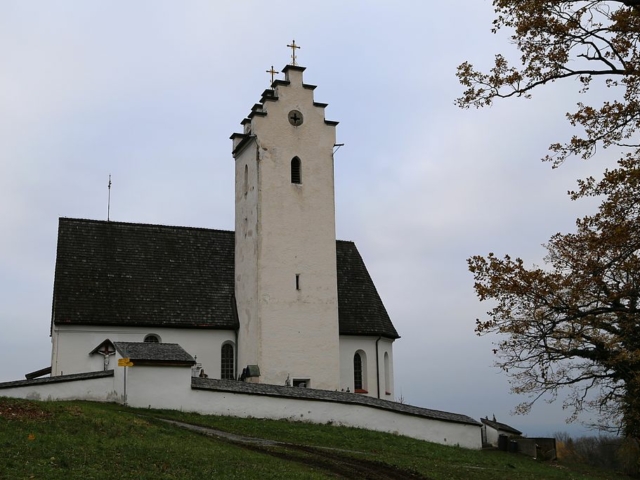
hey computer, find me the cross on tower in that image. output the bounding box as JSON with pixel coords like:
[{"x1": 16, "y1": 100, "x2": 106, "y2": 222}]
[
  {"x1": 287, "y1": 40, "x2": 300, "y2": 66},
  {"x1": 266, "y1": 65, "x2": 279, "y2": 85}
]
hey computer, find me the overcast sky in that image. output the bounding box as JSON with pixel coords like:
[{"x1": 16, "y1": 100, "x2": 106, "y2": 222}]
[{"x1": 0, "y1": 1, "x2": 621, "y2": 437}]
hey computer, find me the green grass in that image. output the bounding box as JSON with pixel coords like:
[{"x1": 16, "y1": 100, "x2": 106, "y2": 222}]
[
  {"x1": 0, "y1": 397, "x2": 629, "y2": 479},
  {"x1": 0, "y1": 398, "x2": 324, "y2": 479}
]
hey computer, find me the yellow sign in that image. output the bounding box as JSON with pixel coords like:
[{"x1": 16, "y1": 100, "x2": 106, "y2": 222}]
[{"x1": 118, "y1": 358, "x2": 134, "y2": 367}]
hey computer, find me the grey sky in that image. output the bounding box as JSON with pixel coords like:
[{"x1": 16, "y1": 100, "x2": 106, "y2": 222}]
[{"x1": 0, "y1": 1, "x2": 619, "y2": 437}]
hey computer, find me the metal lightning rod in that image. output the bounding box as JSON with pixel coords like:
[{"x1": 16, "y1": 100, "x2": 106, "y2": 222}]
[{"x1": 107, "y1": 175, "x2": 112, "y2": 221}]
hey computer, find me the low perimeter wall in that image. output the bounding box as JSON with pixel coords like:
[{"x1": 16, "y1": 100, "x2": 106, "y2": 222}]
[
  {"x1": 0, "y1": 370, "x2": 482, "y2": 449},
  {"x1": 0, "y1": 371, "x2": 117, "y2": 402}
]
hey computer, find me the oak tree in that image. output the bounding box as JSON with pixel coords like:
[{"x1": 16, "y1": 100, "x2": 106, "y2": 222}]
[
  {"x1": 458, "y1": 1, "x2": 640, "y2": 440},
  {"x1": 457, "y1": 0, "x2": 640, "y2": 167}
]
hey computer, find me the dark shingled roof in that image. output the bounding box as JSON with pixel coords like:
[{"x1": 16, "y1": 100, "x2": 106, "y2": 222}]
[
  {"x1": 114, "y1": 342, "x2": 196, "y2": 365},
  {"x1": 337, "y1": 240, "x2": 398, "y2": 338},
  {"x1": 0, "y1": 370, "x2": 114, "y2": 390},
  {"x1": 52, "y1": 218, "x2": 237, "y2": 330},
  {"x1": 481, "y1": 417, "x2": 522, "y2": 435},
  {"x1": 192, "y1": 378, "x2": 480, "y2": 426},
  {"x1": 52, "y1": 218, "x2": 398, "y2": 339}
]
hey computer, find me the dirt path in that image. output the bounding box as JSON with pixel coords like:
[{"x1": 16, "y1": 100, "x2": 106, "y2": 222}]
[{"x1": 156, "y1": 418, "x2": 429, "y2": 479}]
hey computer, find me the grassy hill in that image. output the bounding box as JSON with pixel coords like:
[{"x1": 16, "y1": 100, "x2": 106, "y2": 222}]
[{"x1": 0, "y1": 397, "x2": 628, "y2": 479}]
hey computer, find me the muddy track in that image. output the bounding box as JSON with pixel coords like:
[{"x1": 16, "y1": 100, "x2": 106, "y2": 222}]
[
  {"x1": 155, "y1": 417, "x2": 429, "y2": 479},
  {"x1": 243, "y1": 442, "x2": 429, "y2": 479}
]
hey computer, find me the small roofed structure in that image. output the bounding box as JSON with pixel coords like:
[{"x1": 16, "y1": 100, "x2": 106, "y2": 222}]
[
  {"x1": 113, "y1": 342, "x2": 196, "y2": 367},
  {"x1": 481, "y1": 415, "x2": 522, "y2": 448}
]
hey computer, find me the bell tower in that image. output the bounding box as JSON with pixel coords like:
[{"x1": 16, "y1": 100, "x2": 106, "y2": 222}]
[{"x1": 231, "y1": 57, "x2": 341, "y2": 390}]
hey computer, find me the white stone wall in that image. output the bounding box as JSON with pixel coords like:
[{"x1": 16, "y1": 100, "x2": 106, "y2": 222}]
[
  {"x1": 51, "y1": 325, "x2": 235, "y2": 379},
  {"x1": 482, "y1": 424, "x2": 519, "y2": 447},
  {"x1": 235, "y1": 140, "x2": 261, "y2": 375},
  {"x1": 339, "y1": 335, "x2": 394, "y2": 399},
  {"x1": 0, "y1": 367, "x2": 480, "y2": 450},
  {"x1": 133, "y1": 386, "x2": 481, "y2": 449},
  {"x1": 120, "y1": 365, "x2": 193, "y2": 408},
  {"x1": 483, "y1": 424, "x2": 498, "y2": 446},
  {"x1": 0, "y1": 375, "x2": 116, "y2": 402},
  {"x1": 234, "y1": 67, "x2": 341, "y2": 390}
]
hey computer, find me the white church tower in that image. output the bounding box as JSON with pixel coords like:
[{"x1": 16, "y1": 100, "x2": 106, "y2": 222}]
[{"x1": 231, "y1": 55, "x2": 341, "y2": 390}]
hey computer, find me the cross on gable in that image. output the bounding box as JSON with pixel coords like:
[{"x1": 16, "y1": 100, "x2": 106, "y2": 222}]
[
  {"x1": 266, "y1": 65, "x2": 279, "y2": 85},
  {"x1": 287, "y1": 40, "x2": 300, "y2": 66}
]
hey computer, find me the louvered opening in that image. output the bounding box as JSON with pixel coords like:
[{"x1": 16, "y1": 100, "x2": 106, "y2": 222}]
[{"x1": 291, "y1": 157, "x2": 301, "y2": 184}]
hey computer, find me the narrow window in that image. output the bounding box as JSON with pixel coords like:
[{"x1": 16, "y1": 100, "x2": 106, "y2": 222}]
[
  {"x1": 295, "y1": 274, "x2": 300, "y2": 290},
  {"x1": 384, "y1": 352, "x2": 391, "y2": 395},
  {"x1": 243, "y1": 164, "x2": 248, "y2": 196},
  {"x1": 291, "y1": 157, "x2": 301, "y2": 184},
  {"x1": 221, "y1": 343, "x2": 234, "y2": 380},
  {"x1": 144, "y1": 334, "x2": 160, "y2": 343},
  {"x1": 354, "y1": 352, "x2": 363, "y2": 391}
]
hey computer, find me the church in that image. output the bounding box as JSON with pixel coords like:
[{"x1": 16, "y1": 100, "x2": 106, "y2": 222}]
[
  {"x1": 1, "y1": 51, "x2": 484, "y2": 449},
  {"x1": 49, "y1": 58, "x2": 399, "y2": 398}
]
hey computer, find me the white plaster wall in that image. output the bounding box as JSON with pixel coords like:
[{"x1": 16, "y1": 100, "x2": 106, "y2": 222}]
[
  {"x1": 160, "y1": 387, "x2": 481, "y2": 449},
  {"x1": 339, "y1": 336, "x2": 395, "y2": 399},
  {"x1": 0, "y1": 376, "x2": 117, "y2": 402},
  {"x1": 234, "y1": 67, "x2": 340, "y2": 390},
  {"x1": 484, "y1": 425, "x2": 499, "y2": 446},
  {"x1": 123, "y1": 366, "x2": 193, "y2": 408},
  {"x1": 379, "y1": 338, "x2": 394, "y2": 398},
  {"x1": 0, "y1": 367, "x2": 481, "y2": 449},
  {"x1": 51, "y1": 325, "x2": 235, "y2": 379},
  {"x1": 482, "y1": 425, "x2": 519, "y2": 447},
  {"x1": 235, "y1": 140, "x2": 261, "y2": 374}
]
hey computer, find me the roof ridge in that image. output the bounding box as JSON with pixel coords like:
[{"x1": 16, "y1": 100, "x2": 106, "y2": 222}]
[{"x1": 60, "y1": 217, "x2": 234, "y2": 235}]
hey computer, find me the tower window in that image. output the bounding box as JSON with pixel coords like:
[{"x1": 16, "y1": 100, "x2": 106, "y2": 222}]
[
  {"x1": 291, "y1": 157, "x2": 301, "y2": 184},
  {"x1": 221, "y1": 343, "x2": 235, "y2": 380},
  {"x1": 296, "y1": 274, "x2": 300, "y2": 290},
  {"x1": 243, "y1": 164, "x2": 248, "y2": 196}
]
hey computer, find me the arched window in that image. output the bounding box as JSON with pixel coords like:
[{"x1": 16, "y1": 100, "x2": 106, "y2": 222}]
[
  {"x1": 144, "y1": 334, "x2": 160, "y2": 343},
  {"x1": 354, "y1": 352, "x2": 363, "y2": 391},
  {"x1": 221, "y1": 343, "x2": 235, "y2": 380},
  {"x1": 291, "y1": 157, "x2": 301, "y2": 184},
  {"x1": 353, "y1": 350, "x2": 368, "y2": 393}
]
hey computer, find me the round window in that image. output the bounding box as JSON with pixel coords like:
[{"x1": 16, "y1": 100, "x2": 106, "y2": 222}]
[{"x1": 288, "y1": 110, "x2": 303, "y2": 126}]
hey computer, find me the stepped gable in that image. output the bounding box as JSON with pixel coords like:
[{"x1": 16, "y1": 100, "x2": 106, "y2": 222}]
[{"x1": 230, "y1": 65, "x2": 339, "y2": 156}]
